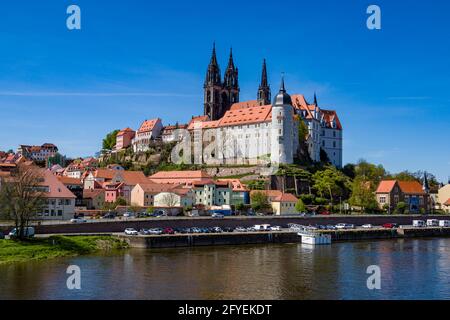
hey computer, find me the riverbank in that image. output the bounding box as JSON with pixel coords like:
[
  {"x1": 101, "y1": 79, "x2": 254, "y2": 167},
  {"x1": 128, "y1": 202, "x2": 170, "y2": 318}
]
[{"x1": 0, "y1": 236, "x2": 128, "y2": 265}]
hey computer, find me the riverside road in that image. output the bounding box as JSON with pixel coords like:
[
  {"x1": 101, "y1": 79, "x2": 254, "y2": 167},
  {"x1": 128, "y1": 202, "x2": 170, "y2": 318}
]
[{"x1": 1, "y1": 214, "x2": 449, "y2": 235}]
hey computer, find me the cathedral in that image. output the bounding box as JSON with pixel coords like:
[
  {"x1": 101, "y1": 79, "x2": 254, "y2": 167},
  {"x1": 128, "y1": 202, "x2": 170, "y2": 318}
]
[{"x1": 197, "y1": 44, "x2": 343, "y2": 168}]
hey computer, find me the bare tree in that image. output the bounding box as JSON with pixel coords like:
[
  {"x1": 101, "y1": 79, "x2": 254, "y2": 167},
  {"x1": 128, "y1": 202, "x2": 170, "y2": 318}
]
[
  {"x1": 0, "y1": 164, "x2": 46, "y2": 240},
  {"x1": 159, "y1": 193, "x2": 179, "y2": 207}
]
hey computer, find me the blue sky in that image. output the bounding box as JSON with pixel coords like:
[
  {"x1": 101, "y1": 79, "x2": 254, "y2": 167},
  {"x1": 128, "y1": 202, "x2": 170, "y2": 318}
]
[{"x1": 0, "y1": 0, "x2": 449, "y2": 181}]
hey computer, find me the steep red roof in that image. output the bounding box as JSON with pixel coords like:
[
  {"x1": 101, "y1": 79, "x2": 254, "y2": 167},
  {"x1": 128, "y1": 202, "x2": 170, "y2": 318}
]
[
  {"x1": 444, "y1": 198, "x2": 450, "y2": 206},
  {"x1": 376, "y1": 180, "x2": 425, "y2": 195},
  {"x1": 57, "y1": 176, "x2": 83, "y2": 186},
  {"x1": 376, "y1": 180, "x2": 397, "y2": 193},
  {"x1": 40, "y1": 170, "x2": 76, "y2": 199},
  {"x1": 137, "y1": 118, "x2": 160, "y2": 133},
  {"x1": 150, "y1": 170, "x2": 212, "y2": 180}
]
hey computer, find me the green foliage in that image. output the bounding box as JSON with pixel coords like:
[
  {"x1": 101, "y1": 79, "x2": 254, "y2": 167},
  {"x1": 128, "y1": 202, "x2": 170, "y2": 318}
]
[
  {"x1": 319, "y1": 148, "x2": 330, "y2": 164},
  {"x1": 146, "y1": 206, "x2": 154, "y2": 214},
  {"x1": 299, "y1": 194, "x2": 314, "y2": 205},
  {"x1": 348, "y1": 159, "x2": 387, "y2": 213},
  {"x1": 314, "y1": 197, "x2": 328, "y2": 205},
  {"x1": 341, "y1": 163, "x2": 356, "y2": 179},
  {"x1": 246, "y1": 180, "x2": 266, "y2": 190},
  {"x1": 295, "y1": 198, "x2": 306, "y2": 212},
  {"x1": 47, "y1": 152, "x2": 65, "y2": 167},
  {"x1": 102, "y1": 129, "x2": 120, "y2": 151},
  {"x1": 312, "y1": 166, "x2": 350, "y2": 203},
  {"x1": 394, "y1": 202, "x2": 407, "y2": 214},
  {"x1": 250, "y1": 191, "x2": 271, "y2": 212},
  {"x1": 115, "y1": 197, "x2": 127, "y2": 207},
  {"x1": 235, "y1": 203, "x2": 245, "y2": 211},
  {"x1": 0, "y1": 236, "x2": 127, "y2": 264}
]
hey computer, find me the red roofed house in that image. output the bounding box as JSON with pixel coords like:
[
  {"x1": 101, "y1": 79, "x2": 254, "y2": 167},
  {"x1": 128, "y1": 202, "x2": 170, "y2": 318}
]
[
  {"x1": 149, "y1": 170, "x2": 213, "y2": 185},
  {"x1": 115, "y1": 127, "x2": 135, "y2": 150},
  {"x1": 38, "y1": 170, "x2": 76, "y2": 220},
  {"x1": 376, "y1": 180, "x2": 429, "y2": 213},
  {"x1": 132, "y1": 118, "x2": 163, "y2": 152},
  {"x1": 438, "y1": 184, "x2": 450, "y2": 213},
  {"x1": 130, "y1": 182, "x2": 181, "y2": 207},
  {"x1": 250, "y1": 190, "x2": 298, "y2": 215}
]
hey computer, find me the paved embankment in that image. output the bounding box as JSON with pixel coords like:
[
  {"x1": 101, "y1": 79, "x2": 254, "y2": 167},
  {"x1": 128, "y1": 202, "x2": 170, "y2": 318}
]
[
  {"x1": 115, "y1": 226, "x2": 450, "y2": 248},
  {"x1": 1, "y1": 214, "x2": 449, "y2": 235},
  {"x1": 117, "y1": 231, "x2": 300, "y2": 248}
]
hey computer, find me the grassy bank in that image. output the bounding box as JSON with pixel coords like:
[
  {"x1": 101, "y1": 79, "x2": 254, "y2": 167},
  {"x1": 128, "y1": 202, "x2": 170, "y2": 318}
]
[{"x1": 0, "y1": 236, "x2": 128, "y2": 265}]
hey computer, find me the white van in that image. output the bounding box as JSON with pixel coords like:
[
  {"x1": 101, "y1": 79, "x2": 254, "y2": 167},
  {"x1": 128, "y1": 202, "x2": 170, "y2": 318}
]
[
  {"x1": 413, "y1": 220, "x2": 426, "y2": 227},
  {"x1": 8, "y1": 227, "x2": 35, "y2": 238},
  {"x1": 426, "y1": 219, "x2": 439, "y2": 227},
  {"x1": 253, "y1": 224, "x2": 271, "y2": 231},
  {"x1": 439, "y1": 220, "x2": 450, "y2": 227}
]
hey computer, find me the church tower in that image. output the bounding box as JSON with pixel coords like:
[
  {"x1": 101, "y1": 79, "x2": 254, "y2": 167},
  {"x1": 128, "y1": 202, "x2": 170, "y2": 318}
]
[
  {"x1": 222, "y1": 48, "x2": 240, "y2": 115},
  {"x1": 257, "y1": 59, "x2": 271, "y2": 106},
  {"x1": 204, "y1": 43, "x2": 223, "y2": 120},
  {"x1": 271, "y1": 77, "x2": 294, "y2": 165}
]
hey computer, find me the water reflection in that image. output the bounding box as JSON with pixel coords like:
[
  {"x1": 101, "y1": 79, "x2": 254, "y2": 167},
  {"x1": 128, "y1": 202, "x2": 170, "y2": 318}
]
[{"x1": 1, "y1": 239, "x2": 450, "y2": 300}]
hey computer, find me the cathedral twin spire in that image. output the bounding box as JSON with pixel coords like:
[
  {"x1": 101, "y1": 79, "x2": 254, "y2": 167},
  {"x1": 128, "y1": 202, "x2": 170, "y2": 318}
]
[{"x1": 204, "y1": 43, "x2": 239, "y2": 120}]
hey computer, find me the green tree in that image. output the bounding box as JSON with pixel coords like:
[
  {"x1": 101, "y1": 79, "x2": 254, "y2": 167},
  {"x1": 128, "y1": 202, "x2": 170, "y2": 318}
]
[
  {"x1": 312, "y1": 166, "x2": 350, "y2": 204},
  {"x1": 348, "y1": 176, "x2": 378, "y2": 212},
  {"x1": 102, "y1": 129, "x2": 120, "y2": 151},
  {"x1": 295, "y1": 198, "x2": 306, "y2": 213},
  {"x1": 250, "y1": 191, "x2": 271, "y2": 212},
  {"x1": 394, "y1": 202, "x2": 407, "y2": 214},
  {"x1": 114, "y1": 197, "x2": 127, "y2": 207},
  {"x1": 146, "y1": 206, "x2": 154, "y2": 214}
]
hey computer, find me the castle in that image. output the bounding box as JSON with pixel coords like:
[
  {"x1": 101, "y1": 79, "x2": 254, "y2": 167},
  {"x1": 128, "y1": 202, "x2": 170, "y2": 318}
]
[
  {"x1": 122, "y1": 45, "x2": 343, "y2": 168},
  {"x1": 192, "y1": 45, "x2": 343, "y2": 168}
]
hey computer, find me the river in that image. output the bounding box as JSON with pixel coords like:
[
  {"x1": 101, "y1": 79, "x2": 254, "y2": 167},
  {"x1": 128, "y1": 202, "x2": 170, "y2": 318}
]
[{"x1": 1, "y1": 238, "x2": 450, "y2": 300}]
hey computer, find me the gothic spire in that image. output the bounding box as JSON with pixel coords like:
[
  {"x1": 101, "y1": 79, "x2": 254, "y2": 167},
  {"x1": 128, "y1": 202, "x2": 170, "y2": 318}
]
[
  {"x1": 314, "y1": 92, "x2": 318, "y2": 106},
  {"x1": 423, "y1": 171, "x2": 430, "y2": 193},
  {"x1": 260, "y1": 59, "x2": 268, "y2": 87},
  {"x1": 226, "y1": 47, "x2": 235, "y2": 70},
  {"x1": 205, "y1": 42, "x2": 221, "y2": 86},
  {"x1": 257, "y1": 59, "x2": 271, "y2": 105}
]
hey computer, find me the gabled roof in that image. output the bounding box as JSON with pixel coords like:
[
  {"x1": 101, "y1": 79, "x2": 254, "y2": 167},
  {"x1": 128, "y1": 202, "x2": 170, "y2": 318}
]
[
  {"x1": 83, "y1": 188, "x2": 105, "y2": 199},
  {"x1": 40, "y1": 170, "x2": 76, "y2": 199},
  {"x1": 149, "y1": 170, "x2": 212, "y2": 180},
  {"x1": 217, "y1": 179, "x2": 249, "y2": 192},
  {"x1": 376, "y1": 180, "x2": 426, "y2": 195},
  {"x1": 218, "y1": 105, "x2": 272, "y2": 127},
  {"x1": 57, "y1": 176, "x2": 83, "y2": 186},
  {"x1": 116, "y1": 171, "x2": 148, "y2": 185},
  {"x1": 137, "y1": 118, "x2": 161, "y2": 133},
  {"x1": 117, "y1": 127, "x2": 135, "y2": 136},
  {"x1": 376, "y1": 180, "x2": 397, "y2": 193},
  {"x1": 444, "y1": 198, "x2": 450, "y2": 206},
  {"x1": 93, "y1": 168, "x2": 116, "y2": 180}
]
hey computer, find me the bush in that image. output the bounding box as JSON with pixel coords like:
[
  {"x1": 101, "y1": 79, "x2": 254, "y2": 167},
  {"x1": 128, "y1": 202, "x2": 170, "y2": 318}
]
[
  {"x1": 394, "y1": 202, "x2": 407, "y2": 214},
  {"x1": 295, "y1": 199, "x2": 306, "y2": 213},
  {"x1": 314, "y1": 197, "x2": 328, "y2": 205},
  {"x1": 299, "y1": 194, "x2": 314, "y2": 205}
]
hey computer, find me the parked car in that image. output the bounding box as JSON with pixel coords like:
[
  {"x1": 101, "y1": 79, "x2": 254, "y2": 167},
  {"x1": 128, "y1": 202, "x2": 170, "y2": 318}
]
[
  {"x1": 270, "y1": 226, "x2": 281, "y2": 231},
  {"x1": 0, "y1": 231, "x2": 4, "y2": 239},
  {"x1": 335, "y1": 223, "x2": 348, "y2": 230},
  {"x1": 212, "y1": 227, "x2": 223, "y2": 233},
  {"x1": 102, "y1": 213, "x2": 116, "y2": 219},
  {"x1": 148, "y1": 228, "x2": 163, "y2": 235},
  {"x1": 70, "y1": 218, "x2": 87, "y2": 223},
  {"x1": 413, "y1": 220, "x2": 426, "y2": 227},
  {"x1": 439, "y1": 220, "x2": 450, "y2": 227},
  {"x1": 9, "y1": 227, "x2": 35, "y2": 238},
  {"x1": 361, "y1": 224, "x2": 373, "y2": 229},
  {"x1": 211, "y1": 213, "x2": 224, "y2": 218},
  {"x1": 223, "y1": 227, "x2": 234, "y2": 232},
  {"x1": 426, "y1": 219, "x2": 439, "y2": 227},
  {"x1": 124, "y1": 228, "x2": 138, "y2": 235},
  {"x1": 234, "y1": 226, "x2": 247, "y2": 232},
  {"x1": 254, "y1": 224, "x2": 271, "y2": 231},
  {"x1": 320, "y1": 210, "x2": 331, "y2": 215},
  {"x1": 139, "y1": 228, "x2": 150, "y2": 235},
  {"x1": 163, "y1": 227, "x2": 175, "y2": 234},
  {"x1": 326, "y1": 225, "x2": 337, "y2": 230},
  {"x1": 191, "y1": 227, "x2": 202, "y2": 233},
  {"x1": 382, "y1": 223, "x2": 398, "y2": 229},
  {"x1": 123, "y1": 212, "x2": 135, "y2": 218}
]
